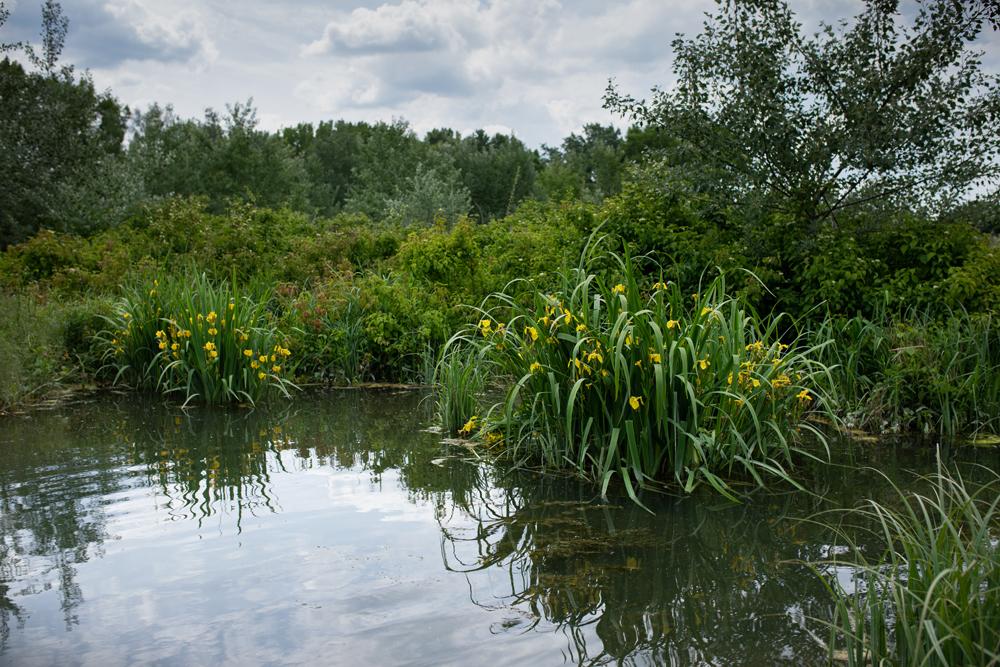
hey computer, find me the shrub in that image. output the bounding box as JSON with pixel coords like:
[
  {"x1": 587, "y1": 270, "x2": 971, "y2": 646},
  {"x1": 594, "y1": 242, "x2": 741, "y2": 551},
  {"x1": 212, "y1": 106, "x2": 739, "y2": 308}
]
[
  {"x1": 588, "y1": 165, "x2": 749, "y2": 291},
  {"x1": 795, "y1": 215, "x2": 992, "y2": 318},
  {"x1": 394, "y1": 219, "x2": 487, "y2": 303},
  {"x1": 277, "y1": 216, "x2": 402, "y2": 284},
  {"x1": 357, "y1": 272, "x2": 453, "y2": 382},
  {"x1": 277, "y1": 279, "x2": 369, "y2": 384}
]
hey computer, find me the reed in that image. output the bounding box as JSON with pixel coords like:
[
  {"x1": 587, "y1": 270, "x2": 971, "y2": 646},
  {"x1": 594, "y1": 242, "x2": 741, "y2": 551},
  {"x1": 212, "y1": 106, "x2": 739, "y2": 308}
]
[
  {"x1": 0, "y1": 293, "x2": 76, "y2": 410},
  {"x1": 808, "y1": 310, "x2": 1000, "y2": 437},
  {"x1": 434, "y1": 343, "x2": 487, "y2": 435},
  {"x1": 815, "y1": 461, "x2": 1000, "y2": 666}
]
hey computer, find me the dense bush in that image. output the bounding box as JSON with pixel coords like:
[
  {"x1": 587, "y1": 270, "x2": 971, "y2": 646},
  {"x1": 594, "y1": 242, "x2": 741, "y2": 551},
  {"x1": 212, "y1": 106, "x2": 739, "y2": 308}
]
[
  {"x1": 0, "y1": 199, "x2": 403, "y2": 291},
  {"x1": 797, "y1": 215, "x2": 997, "y2": 317},
  {"x1": 1, "y1": 187, "x2": 997, "y2": 436}
]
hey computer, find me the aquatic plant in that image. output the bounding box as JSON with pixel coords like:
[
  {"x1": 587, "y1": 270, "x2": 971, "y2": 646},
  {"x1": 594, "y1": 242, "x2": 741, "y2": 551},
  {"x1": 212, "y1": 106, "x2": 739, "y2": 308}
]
[
  {"x1": 442, "y1": 248, "x2": 834, "y2": 500},
  {"x1": 434, "y1": 343, "x2": 488, "y2": 436},
  {"x1": 814, "y1": 462, "x2": 1000, "y2": 666},
  {"x1": 97, "y1": 272, "x2": 296, "y2": 405},
  {"x1": 808, "y1": 310, "x2": 1000, "y2": 437}
]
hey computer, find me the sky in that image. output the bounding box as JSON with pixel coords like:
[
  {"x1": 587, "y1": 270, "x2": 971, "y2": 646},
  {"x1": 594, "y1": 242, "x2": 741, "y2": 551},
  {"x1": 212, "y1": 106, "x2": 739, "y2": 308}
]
[{"x1": 2, "y1": 0, "x2": 998, "y2": 148}]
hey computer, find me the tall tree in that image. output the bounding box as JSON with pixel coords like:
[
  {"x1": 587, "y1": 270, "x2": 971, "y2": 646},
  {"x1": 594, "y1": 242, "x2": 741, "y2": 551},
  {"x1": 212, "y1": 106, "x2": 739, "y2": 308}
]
[
  {"x1": 344, "y1": 120, "x2": 460, "y2": 220},
  {"x1": 128, "y1": 100, "x2": 309, "y2": 213},
  {"x1": 446, "y1": 130, "x2": 538, "y2": 221},
  {"x1": 605, "y1": 0, "x2": 1000, "y2": 225},
  {"x1": 0, "y1": 1, "x2": 129, "y2": 245},
  {"x1": 537, "y1": 124, "x2": 625, "y2": 202},
  {"x1": 281, "y1": 120, "x2": 368, "y2": 216}
]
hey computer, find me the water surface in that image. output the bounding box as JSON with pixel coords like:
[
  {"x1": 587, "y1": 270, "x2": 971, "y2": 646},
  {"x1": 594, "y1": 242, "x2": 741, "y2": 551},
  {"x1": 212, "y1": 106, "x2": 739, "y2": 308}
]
[{"x1": 0, "y1": 391, "x2": 992, "y2": 666}]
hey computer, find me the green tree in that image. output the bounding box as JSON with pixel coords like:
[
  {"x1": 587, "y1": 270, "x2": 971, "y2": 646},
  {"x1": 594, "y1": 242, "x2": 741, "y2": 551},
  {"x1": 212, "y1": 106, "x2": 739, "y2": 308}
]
[
  {"x1": 605, "y1": 0, "x2": 1000, "y2": 225},
  {"x1": 537, "y1": 124, "x2": 625, "y2": 202},
  {"x1": 384, "y1": 163, "x2": 471, "y2": 227},
  {"x1": 0, "y1": 1, "x2": 129, "y2": 245},
  {"x1": 343, "y1": 120, "x2": 424, "y2": 219},
  {"x1": 281, "y1": 120, "x2": 370, "y2": 216},
  {"x1": 345, "y1": 120, "x2": 462, "y2": 220},
  {"x1": 445, "y1": 130, "x2": 538, "y2": 221},
  {"x1": 128, "y1": 100, "x2": 309, "y2": 213}
]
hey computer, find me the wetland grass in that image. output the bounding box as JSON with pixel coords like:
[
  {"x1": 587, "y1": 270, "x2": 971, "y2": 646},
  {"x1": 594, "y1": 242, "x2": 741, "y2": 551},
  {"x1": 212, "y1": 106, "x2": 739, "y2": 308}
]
[{"x1": 441, "y1": 250, "x2": 835, "y2": 501}]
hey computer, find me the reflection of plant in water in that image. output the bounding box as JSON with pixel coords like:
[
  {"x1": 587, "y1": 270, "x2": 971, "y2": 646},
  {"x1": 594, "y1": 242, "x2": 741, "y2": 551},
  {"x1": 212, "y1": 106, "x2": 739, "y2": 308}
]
[
  {"x1": 0, "y1": 566, "x2": 26, "y2": 650},
  {"x1": 435, "y1": 475, "x2": 871, "y2": 666},
  {"x1": 124, "y1": 391, "x2": 479, "y2": 528},
  {"x1": 0, "y1": 409, "x2": 122, "y2": 637},
  {"x1": 125, "y1": 406, "x2": 295, "y2": 531},
  {"x1": 811, "y1": 462, "x2": 1000, "y2": 666},
  {"x1": 2, "y1": 391, "x2": 990, "y2": 664},
  {"x1": 426, "y1": 449, "x2": 988, "y2": 665}
]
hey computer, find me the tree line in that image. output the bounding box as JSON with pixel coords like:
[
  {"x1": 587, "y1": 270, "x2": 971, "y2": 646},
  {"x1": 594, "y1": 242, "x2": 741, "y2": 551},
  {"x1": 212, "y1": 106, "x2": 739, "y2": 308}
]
[{"x1": 2, "y1": 0, "x2": 998, "y2": 249}]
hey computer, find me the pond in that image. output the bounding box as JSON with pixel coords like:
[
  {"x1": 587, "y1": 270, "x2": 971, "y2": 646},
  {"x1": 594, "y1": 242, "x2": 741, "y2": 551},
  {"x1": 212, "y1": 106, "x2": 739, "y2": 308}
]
[{"x1": 0, "y1": 391, "x2": 994, "y2": 666}]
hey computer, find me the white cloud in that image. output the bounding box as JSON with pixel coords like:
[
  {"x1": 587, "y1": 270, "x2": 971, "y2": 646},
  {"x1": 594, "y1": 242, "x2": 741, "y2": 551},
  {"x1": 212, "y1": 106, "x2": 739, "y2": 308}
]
[
  {"x1": 302, "y1": 0, "x2": 478, "y2": 56},
  {"x1": 101, "y1": 0, "x2": 219, "y2": 65},
  {"x1": 293, "y1": 0, "x2": 683, "y2": 141}
]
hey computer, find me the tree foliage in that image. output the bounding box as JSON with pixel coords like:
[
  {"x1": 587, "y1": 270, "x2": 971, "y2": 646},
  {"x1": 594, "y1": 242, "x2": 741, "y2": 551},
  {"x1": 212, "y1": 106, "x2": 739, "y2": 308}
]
[
  {"x1": 446, "y1": 130, "x2": 538, "y2": 221},
  {"x1": 538, "y1": 123, "x2": 626, "y2": 202},
  {"x1": 605, "y1": 0, "x2": 1000, "y2": 224},
  {"x1": 127, "y1": 101, "x2": 309, "y2": 213},
  {"x1": 1, "y1": 2, "x2": 129, "y2": 245}
]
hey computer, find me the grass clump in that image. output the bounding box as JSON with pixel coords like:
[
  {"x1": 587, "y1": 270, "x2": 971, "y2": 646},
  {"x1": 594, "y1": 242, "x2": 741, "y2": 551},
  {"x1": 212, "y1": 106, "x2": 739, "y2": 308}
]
[
  {"x1": 810, "y1": 310, "x2": 1000, "y2": 437},
  {"x1": 434, "y1": 344, "x2": 488, "y2": 436},
  {"x1": 442, "y1": 249, "x2": 834, "y2": 500},
  {"x1": 0, "y1": 293, "x2": 71, "y2": 410},
  {"x1": 98, "y1": 272, "x2": 296, "y2": 405},
  {"x1": 0, "y1": 292, "x2": 108, "y2": 411},
  {"x1": 815, "y1": 462, "x2": 1000, "y2": 666}
]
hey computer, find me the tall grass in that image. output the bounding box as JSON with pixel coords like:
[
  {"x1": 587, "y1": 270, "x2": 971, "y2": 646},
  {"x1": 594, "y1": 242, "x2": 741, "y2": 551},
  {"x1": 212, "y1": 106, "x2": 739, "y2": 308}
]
[
  {"x1": 0, "y1": 292, "x2": 108, "y2": 411},
  {"x1": 807, "y1": 314, "x2": 892, "y2": 417},
  {"x1": 809, "y1": 310, "x2": 1000, "y2": 437},
  {"x1": 0, "y1": 293, "x2": 71, "y2": 410},
  {"x1": 441, "y1": 249, "x2": 834, "y2": 500},
  {"x1": 282, "y1": 284, "x2": 369, "y2": 384},
  {"x1": 815, "y1": 462, "x2": 1000, "y2": 666},
  {"x1": 434, "y1": 344, "x2": 487, "y2": 435},
  {"x1": 97, "y1": 272, "x2": 296, "y2": 405}
]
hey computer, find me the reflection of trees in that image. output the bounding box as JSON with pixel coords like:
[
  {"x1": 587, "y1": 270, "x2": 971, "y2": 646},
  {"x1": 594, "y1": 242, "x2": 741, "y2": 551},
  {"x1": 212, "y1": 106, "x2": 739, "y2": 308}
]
[
  {"x1": 1, "y1": 391, "x2": 994, "y2": 663},
  {"x1": 436, "y1": 485, "x2": 828, "y2": 664},
  {"x1": 286, "y1": 391, "x2": 488, "y2": 509},
  {"x1": 110, "y1": 391, "x2": 468, "y2": 530},
  {"x1": 0, "y1": 408, "x2": 124, "y2": 641},
  {"x1": 0, "y1": 564, "x2": 26, "y2": 649}
]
